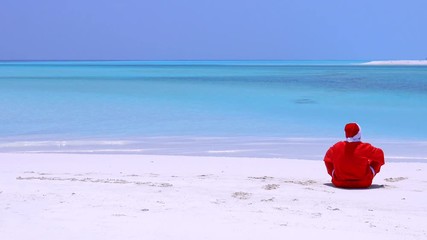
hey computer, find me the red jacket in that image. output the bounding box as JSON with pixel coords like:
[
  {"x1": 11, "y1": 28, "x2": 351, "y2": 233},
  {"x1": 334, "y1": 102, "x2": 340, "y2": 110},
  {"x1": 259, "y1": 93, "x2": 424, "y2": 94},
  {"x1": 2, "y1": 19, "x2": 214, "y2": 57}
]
[{"x1": 324, "y1": 141, "x2": 385, "y2": 188}]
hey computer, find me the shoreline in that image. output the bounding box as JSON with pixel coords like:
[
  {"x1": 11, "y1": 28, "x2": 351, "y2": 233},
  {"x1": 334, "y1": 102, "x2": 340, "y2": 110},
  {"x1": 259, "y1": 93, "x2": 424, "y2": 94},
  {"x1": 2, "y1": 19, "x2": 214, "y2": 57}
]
[
  {"x1": 1, "y1": 153, "x2": 426, "y2": 239},
  {"x1": 1, "y1": 137, "x2": 426, "y2": 162}
]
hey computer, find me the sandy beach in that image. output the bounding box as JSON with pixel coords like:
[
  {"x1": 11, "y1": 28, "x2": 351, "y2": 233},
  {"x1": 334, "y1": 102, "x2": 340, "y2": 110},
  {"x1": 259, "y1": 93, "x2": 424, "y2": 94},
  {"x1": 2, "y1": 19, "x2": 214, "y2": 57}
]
[
  {"x1": 360, "y1": 60, "x2": 427, "y2": 66},
  {"x1": 3, "y1": 0, "x2": 427, "y2": 238},
  {"x1": 1, "y1": 153, "x2": 426, "y2": 240}
]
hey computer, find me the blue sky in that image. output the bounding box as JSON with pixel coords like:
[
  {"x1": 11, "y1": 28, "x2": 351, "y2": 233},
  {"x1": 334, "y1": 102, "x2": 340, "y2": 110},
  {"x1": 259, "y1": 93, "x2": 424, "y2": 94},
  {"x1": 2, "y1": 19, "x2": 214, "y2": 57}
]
[{"x1": 1, "y1": 0, "x2": 426, "y2": 60}]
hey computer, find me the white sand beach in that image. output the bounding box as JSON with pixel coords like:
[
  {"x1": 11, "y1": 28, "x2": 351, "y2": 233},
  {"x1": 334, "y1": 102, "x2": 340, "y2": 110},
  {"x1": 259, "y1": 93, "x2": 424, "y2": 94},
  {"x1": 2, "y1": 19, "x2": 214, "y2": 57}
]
[
  {"x1": 361, "y1": 60, "x2": 427, "y2": 66},
  {"x1": 1, "y1": 153, "x2": 426, "y2": 240}
]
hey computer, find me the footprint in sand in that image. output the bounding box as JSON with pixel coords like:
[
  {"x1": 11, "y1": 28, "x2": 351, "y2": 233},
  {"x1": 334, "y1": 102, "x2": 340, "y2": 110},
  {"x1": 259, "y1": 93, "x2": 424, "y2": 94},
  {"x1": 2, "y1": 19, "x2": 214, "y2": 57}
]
[
  {"x1": 211, "y1": 199, "x2": 227, "y2": 204},
  {"x1": 112, "y1": 213, "x2": 127, "y2": 217},
  {"x1": 311, "y1": 212, "x2": 322, "y2": 218},
  {"x1": 283, "y1": 180, "x2": 317, "y2": 186},
  {"x1": 327, "y1": 206, "x2": 340, "y2": 211},
  {"x1": 384, "y1": 177, "x2": 408, "y2": 182},
  {"x1": 197, "y1": 174, "x2": 216, "y2": 179},
  {"x1": 16, "y1": 175, "x2": 173, "y2": 187},
  {"x1": 248, "y1": 176, "x2": 274, "y2": 181},
  {"x1": 123, "y1": 174, "x2": 141, "y2": 177},
  {"x1": 263, "y1": 184, "x2": 280, "y2": 190},
  {"x1": 261, "y1": 197, "x2": 275, "y2": 202},
  {"x1": 232, "y1": 192, "x2": 252, "y2": 200}
]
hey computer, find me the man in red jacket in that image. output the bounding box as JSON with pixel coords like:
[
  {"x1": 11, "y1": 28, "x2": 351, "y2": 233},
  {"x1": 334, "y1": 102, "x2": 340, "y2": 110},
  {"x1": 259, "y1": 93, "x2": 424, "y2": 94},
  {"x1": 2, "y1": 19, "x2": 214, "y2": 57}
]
[{"x1": 324, "y1": 123, "x2": 385, "y2": 188}]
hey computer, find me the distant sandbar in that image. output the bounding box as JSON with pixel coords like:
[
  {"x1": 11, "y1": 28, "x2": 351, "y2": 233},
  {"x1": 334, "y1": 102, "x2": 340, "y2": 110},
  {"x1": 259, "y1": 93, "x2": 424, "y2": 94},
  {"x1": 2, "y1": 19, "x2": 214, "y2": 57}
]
[{"x1": 361, "y1": 60, "x2": 427, "y2": 66}]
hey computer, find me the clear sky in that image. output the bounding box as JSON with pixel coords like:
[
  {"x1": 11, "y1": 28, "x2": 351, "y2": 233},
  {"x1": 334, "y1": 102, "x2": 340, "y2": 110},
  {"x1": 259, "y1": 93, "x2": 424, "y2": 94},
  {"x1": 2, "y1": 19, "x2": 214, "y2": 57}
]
[{"x1": 1, "y1": 0, "x2": 426, "y2": 60}]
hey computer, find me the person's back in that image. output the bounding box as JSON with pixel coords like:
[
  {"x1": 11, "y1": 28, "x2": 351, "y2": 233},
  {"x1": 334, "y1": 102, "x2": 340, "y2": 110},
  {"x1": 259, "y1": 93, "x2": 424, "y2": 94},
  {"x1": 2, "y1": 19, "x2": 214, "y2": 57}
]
[{"x1": 324, "y1": 123, "x2": 385, "y2": 188}]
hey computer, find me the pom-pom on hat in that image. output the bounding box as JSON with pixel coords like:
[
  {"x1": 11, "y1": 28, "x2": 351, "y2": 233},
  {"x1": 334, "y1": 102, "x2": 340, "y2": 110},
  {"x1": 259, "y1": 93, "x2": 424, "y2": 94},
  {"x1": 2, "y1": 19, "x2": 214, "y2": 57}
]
[{"x1": 345, "y1": 122, "x2": 361, "y2": 142}]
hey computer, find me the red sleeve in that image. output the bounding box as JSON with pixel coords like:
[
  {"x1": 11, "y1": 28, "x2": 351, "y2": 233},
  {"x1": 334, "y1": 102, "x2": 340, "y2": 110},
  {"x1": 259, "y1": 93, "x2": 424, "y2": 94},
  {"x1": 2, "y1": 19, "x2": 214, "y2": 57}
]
[
  {"x1": 368, "y1": 145, "x2": 385, "y2": 174},
  {"x1": 324, "y1": 146, "x2": 335, "y2": 176}
]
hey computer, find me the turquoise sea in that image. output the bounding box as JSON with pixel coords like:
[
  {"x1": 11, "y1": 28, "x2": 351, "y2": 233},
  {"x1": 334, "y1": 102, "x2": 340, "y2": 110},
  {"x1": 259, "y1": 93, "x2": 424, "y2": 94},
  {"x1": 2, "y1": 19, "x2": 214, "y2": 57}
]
[{"x1": 1, "y1": 61, "x2": 426, "y2": 160}]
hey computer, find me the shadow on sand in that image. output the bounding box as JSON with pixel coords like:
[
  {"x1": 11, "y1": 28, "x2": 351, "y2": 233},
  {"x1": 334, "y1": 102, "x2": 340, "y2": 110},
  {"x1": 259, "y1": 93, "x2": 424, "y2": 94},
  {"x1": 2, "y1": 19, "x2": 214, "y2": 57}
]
[{"x1": 324, "y1": 183, "x2": 385, "y2": 190}]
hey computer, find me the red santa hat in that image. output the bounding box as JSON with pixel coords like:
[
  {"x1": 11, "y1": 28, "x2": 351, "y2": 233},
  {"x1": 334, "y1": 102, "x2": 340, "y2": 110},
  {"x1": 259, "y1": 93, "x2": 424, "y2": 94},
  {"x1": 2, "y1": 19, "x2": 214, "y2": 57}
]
[{"x1": 345, "y1": 122, "x2": 361, "y2": 142}]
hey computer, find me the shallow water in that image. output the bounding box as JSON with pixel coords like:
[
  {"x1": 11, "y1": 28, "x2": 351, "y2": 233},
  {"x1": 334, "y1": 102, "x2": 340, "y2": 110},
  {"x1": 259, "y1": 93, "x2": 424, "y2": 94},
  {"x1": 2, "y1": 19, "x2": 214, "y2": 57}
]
[{"x1": 1, "y1": 61, "x2": 426, "y2": 159}]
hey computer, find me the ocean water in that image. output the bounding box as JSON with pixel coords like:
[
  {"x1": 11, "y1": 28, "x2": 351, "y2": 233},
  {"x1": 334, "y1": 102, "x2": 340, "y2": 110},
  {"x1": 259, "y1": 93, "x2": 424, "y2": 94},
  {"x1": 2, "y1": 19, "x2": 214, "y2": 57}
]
[{"x1": 1, "y1": 61, "x2": 427, "y2": 160}]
